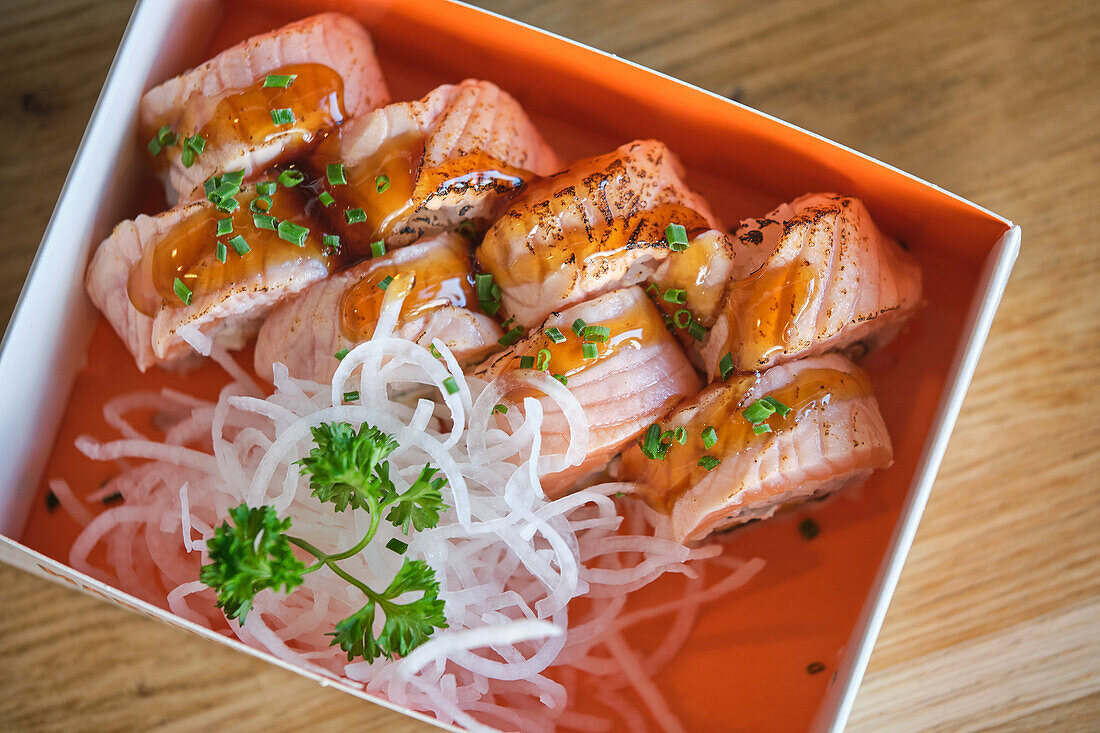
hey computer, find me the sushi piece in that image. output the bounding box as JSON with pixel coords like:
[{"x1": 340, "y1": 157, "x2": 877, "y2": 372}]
[
  {"x1": 617, "y1": 354, "x2": 893, "y2": 543},
  {"x1": 473, "y1": 286, "x2": 700, "y2": 497},
  {"x1": 254, "y1": 232, "x2": 501, "y2": 383},
  {"x1": 310, "y1": 79, "x2": 559, "y2": 257},
  {"x1": 476, "y1": 140, "x2": 719, "y2": 328},
  {"x1": 140, "y1": 12, "x2": 390, "y2": 202},
  {"x1": 701, "y1": 193, "x2": 921, "y2": 378},
  {"x1": 86, "y1": 180, "x2": 337, "y2": 371}
]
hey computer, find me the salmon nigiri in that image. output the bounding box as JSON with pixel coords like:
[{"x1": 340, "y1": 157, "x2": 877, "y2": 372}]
[
  {"x1": 617, "y1": 354, "x2": 892, "y2": 543},
  {"x1": 140, "y1": 13, "x2": 390, "y2": 202},
  {"x1": 701, "y1": 194, "x2": 921, "y2": 379},
  {"x1": 476, "y1": 140, "x2": 719, "y2": 328},
  {"x1": 86, "y1": 180, "x2": 336, "y2": 371},
  {"x1": 309, "y1": 79, "x2": 559, "y2": 258},
  {"x1": 254, "y1": 232, "x2": 501, "y2": 383},
  {"x1": 473, "y1": 286, "x2": 700, "y2": 497}
]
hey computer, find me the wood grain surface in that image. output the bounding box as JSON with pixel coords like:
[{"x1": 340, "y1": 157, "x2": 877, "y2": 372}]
[{"x1": 1, "y1": 0, "x2": 1097, "y2": 731}]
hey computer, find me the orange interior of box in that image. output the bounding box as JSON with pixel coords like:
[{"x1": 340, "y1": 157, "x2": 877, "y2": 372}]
[{"x1": 19, "y1": 1, "x2": 1011, "y2": 730}]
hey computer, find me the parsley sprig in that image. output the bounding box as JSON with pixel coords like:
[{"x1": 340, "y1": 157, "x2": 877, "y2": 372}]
[{"x1": 200, "y1": 421, "x2": 449, "y2": 663}]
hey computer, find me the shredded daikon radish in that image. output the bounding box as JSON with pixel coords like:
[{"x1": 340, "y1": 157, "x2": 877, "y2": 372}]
[{"x1": 65, "y1": 286, "x2": 763, "y2": 731}]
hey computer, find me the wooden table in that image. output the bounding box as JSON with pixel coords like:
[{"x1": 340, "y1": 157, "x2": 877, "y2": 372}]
[{"x1": 2, "y1": 0, "x2": 1097, "y2": 730}]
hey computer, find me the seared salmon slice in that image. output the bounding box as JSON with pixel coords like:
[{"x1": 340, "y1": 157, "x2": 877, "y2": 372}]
[
  {"x1": 86, "y1": 182, "x2": 335, "y2": 371},
  {"x1": 476, "y1": 140, "x2": 719, "y2": 328},
  {"x1": 140, "y1": 12, "x2": 389, "y2": 202},
  {"x1": 254, "y1": 232, "x2": 501, "y2": 383},
  {"x1": 473, "y1": 286, "x2": 700, "y2": 497},
  {"x1": 617, "y1": 354, "x2": 892, "y2": 543},
  {"x1": 309, "y1": 79, "x2": 559, "y2": 258},
  {"x1": 701, "y1": 193, "x2": 921, "y2": 379}
]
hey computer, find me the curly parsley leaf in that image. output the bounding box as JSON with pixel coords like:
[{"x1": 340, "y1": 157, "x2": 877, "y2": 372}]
[
  {"x1": 199, "y1": 504, "x2": 306, "y2": 622},
  {"x1": 297, "y1": 422, "x2": 398, "y2": 511},
  {"x1": 385, "y1": 464, "x2": 449, "y2": 534}
]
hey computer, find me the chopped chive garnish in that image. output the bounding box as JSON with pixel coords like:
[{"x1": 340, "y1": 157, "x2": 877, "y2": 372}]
[
  {"x1": 443, "y1": 376, "x2": 459, "y2": 394},
  {"x1": 665, "y1": 223, "x2": 689, "y2": 251},
  {"x1": 253, "y1": 213, "x2": 277, "y2": 230},
  {"x1": 752, "y1": 422, "x2": 773, "y2": 434},
  {"x1": 385, "y1": 537, "x2": 408, "y2": 554},
  {"x1": 645, "y1": 282, "x2": 659, "y2": 298},
  {"x1": 571, "y1": 318, "x2": 587, "y2": 337},
  {"x1": 278, "y1": 169, "x2": 304, "y2": 187},
  {"x1": 688, "y1": 320, "x2": 708, "y2": 341},
  {"x1": 697, "y1": 455, "x2": 721, "y2": 470},
  {"x1": 456, "y1": 220, "x2": 477, "y2": 239},
  {"x1": 157, "y1": 126, "x2": 177, "y2": 145},
  {"x1": 377, "y1": 275, "x2": 393, "y2": 290},
  {"x1": 334, "y1": 348, "x2": 350, "y2": 360},
  {"x1": 370, "y1": 240, "x2": 386, "y2": 258},
  {"x1": 147, "y1": 137, "x2": 163, "y2": 156},
  {"x1": 581, "y1": 343, "x2": 598, "y2": 360},
  {"x1": 474, "y1": 273, "x2": 502, "y2": 316},
  {"x1": 270, "y1": 108, "x2": 295, "y2": 126},
  {"x1": 326, "y1": 163, "x2": 347, "y2": 186},
  {"x1": 535, "y1": 348, "x2": 551, "y2": 371},
  {"x1": 256, "y1": 180, "x2": 277, "y2": 196},
  {"x1": 519, "y1": 355, "x2": 535, "y2": 369},
  {"x1": 203, "y1": 176, "x2": 220, "y2": 200},
  {"x1": 278, "y1": 220, "x2": 309, "y2": 246},
  {"x1": 429, "y1": 344, "x2": 442, "y2": 359},
  {"x1": 263, "y1": 73, "x2": 297, "y2": 88},
  {"x1": 493, "y1": 404, "x2": 508, "y2": 415},
  {"x1": 322, "y1": 233, "x2": 341, "y2": 250},
  {"x1": 662, "y1": 288, "x2": 687, "y2": 304},
  {"x1": 673, "y1": 309, "x2": 692, "y2": 329},
  {"x1": 582, "y1": 325, "x2": 610, "y2": 343},
  {"x1": 673, "y1": 426, "x2": 687, "y2": 445},
  {"x1": 186, "y1": 134, "x2": 206, "y2": 152},
  {"x1": 216, "y1": 217, "x2": 233, "y2": 236},
  {"x1": 229, "y1": 235, "x2": 250, "y2": 255},
  {"x1": 173, "y1": 277, "x2": 192, "y2": 305},
  {"x1": 498, "y1": 326, "x2": 523, "y2": 346},
  {"x1": 660, "y1": 430, "x2": 676, "y2": 449},
  {"x1": 318, "y1": 191, "x2": 336, "y2": 207},
  {"x1": 215, "y1": 241, "x2": 227, "y2": 263},
  {"x1": 216, "y1": 196, "x2": 239, "y2": 214},
  {"x1": 544, "y1": 326, "x2": 566, "y2": 343},
  {"x1": 640, "y1": 423, "x2": 667, "y2": 460},
  {"x1": 212, "y1": 182, "x2": 240, "y2": 202},
  {"x1": 719, "y1": 352, "x2": 735, "y2": 380},
  {"x1": 343, "y1": 390, "x2": 360, "y2": 402},
  {"x1": 345, "y1": 208, "x2": 367, "y2": 224},
  {"x1": 742, "y1": 398, "x2": 776, "y2": 424},
  {"x1": 221, "y1": 169, "x2": 245, "y2": 187},
  {"x1": 250, "y1": 195, "x2": 273, "y2": 213},
  {"x1": 799, "y1": 518, "x2": 820, "y2": 540},
  {"x1": 702, "y1": 426, "x2": 718, "y2": 449},
  {"x1": 552, "y1": 373, "x2": 568, "y2": 386},
  {"x1": 375, "y1": 174, "x2": 390, "y2": 193},
  {"x1": 762, "y1": 396, "x2": 792, "y2": 416},
  {"x1": 180, "y1": 147, "x2": 195, "y2": 168}
]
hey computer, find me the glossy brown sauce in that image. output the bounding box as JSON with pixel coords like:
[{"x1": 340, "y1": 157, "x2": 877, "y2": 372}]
[
  {"x1": 126, "y1": 186, "x2": 335, "y2": 316},
  {"x1": 622, "y1": 367, "x2": 872, "y2": 513},
  {"x1": 339, "y1": 239, "x2": 475, "y2": 340}
]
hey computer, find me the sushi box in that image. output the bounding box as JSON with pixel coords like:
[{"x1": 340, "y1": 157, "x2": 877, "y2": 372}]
[{"x1": 0, "y1": 0, "x2": 1019, "y2": 730}]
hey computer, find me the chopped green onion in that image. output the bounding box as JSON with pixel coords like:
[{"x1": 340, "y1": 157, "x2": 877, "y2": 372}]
[
  {"x1": 215, "y1": 242, "x2": 227, "y2": 263},
  {"x1": 571, "y1": 318, "x2": 587, "y2": 337},
  {"x1": 158, "y1": 126, "x2": 177, "y2": 145},
  {"x1": 216, "y1": 218, "x2": 233, "y2": 236},
  {"x1": 263, "y1": 73, "x2": 297, "y2": 88},
  {"x1": 475, "y1": 273, "x2": 494, "y2": 299},
  {"x1": 702, "y1": 426, "x2": 718, "y2": 449},
  {"x1": 375, "y1": 174, "x2": 390, "y2": 193},
  {"x1": 318, "y1": 191, "x2": 335, "y2": 208},
  {"x1": 322, "y1": 233, "x2": 341, "y2": 250},
  {"x1": 688, "y1": 320, "x2": 707, "y2": 341},
  {"x1": 544, "y1": 326, "x2": 566, "y2": 344},
  {"x1": 173, "y1": 277, "x2": 192, "y2": 305},
  {"x1": 552, "y1": 373, "x2": 568, "y2": 386},
  {"x1": 443, "y1": 377, "x2": 459, "y2": 395},
  {"x1": 345, "y1": 208, "x2": 367, "y2": 224},
  {"x1": 370, "y1": 240, "x2": 386, "y2": 258},
  {"x1": 212, "y1": 182, "x2": 240, "y2": 202},
  {"x1": 665, "y1": 223, "x2": 689, "y2": 251},
  {"x1": 216, "y1": 196, "x2": 239, "y2": 214},
  {"x1": 228, "y1": 235, "x2": 250, "y2": 255},
  {"x1": 278, "y1": 168, "x2": 304, "y2": 187},
  {"x1": 429, "y1": 344, "x2": 442, "y2": 359},
  {"x1": 582, "y1": 324, "x2": 610, "y2": 343},
  {"x1": 762, "y1": 396, "x2": 792, "y2": 416},
  {"x1": 186, "y1": 134, "x2": 206, "y2": 153},
  {"x1": 662, "y1": 288, "x2": 687, "y2": 304},
  {"x1": 640, "y1": 423, "x2": 664, "y2": 460},
  {"x1": 385, "y1": 537, "x2": 408, "y2": 554},
  {"x1": 221, "y1": 169, "x2": 245, "y2": 187},
  {"x1": 253, "y1": 213, "x2": 277, "y2": 230},
  {"x1": 256, "y1": 180, "x2": 277, "y2": 196},
  {"x1": 498, "y1": 326, "x2": 523, "y2": 346},
  {"x1": 673, "y1": 309, "x2": 692, "y2": 329},
  {"x1": 752, "y1": 422, "x2": 773, "y2": 434},
  {"x1": 147, "y1": 137, "x2": 163, "y2": 156},
  {"x1": 377, "y1": 275, "x2": 394, "y2": 290},
  {"x1": 180, "y1": 147, "x2": 195, "y2": 168},
  {"x1": 270, "y1": 108, "x2": 295, "y2": 126},
  {"x1": 326, "y1": 163, "x2": 347, "y2": 185},
  {"x1": 334, "y1": 348, "x2": 349, "y2": 360},
  {"x1": 250, "y1": 195, "x2": 273, "y2": 213},
  {"x1": 535, "y1": 348, "x2": 551, "y2": 371},
  {"x1": 456, "y1": 220, "x2": 477, "y2": 239},
  {"x1": 343, "y1": 390, "x2": 360, "y2": 402},
  {"x1": 697, "y1": 455, "x2": 721, "y2": 470},
  {"x1": 719, "y1": 352, "x2": 735, "y2": 380},
  {"x1": 493, "y1": 404, "x2": 508, "y2": 415},
  {"x1": 519, "y1": 355, "x2": 535, "y2": 369},
  {"x1": 645, "y1": 282, "x2": 659, "y2": 298},
  {"x1": 673, "y1": 426, "x2": 687, "y2": 445},
  {"x1": 581, "y1": 343, "x2": 598, "y2": 360},
  {"x1": 742, "y1": 398, "x2": 776, "y2": 424},
  {"x1": 278, "y1": 220, "x2": 309, "y2": 246},
  {"x1": 203, "y1": 176, "x2": 220, "y2": 200}
]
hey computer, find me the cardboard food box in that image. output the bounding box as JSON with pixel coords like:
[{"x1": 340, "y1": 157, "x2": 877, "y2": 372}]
[{"x1": 0, "y1": 0, "x2": 1019, "y2": 730}]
